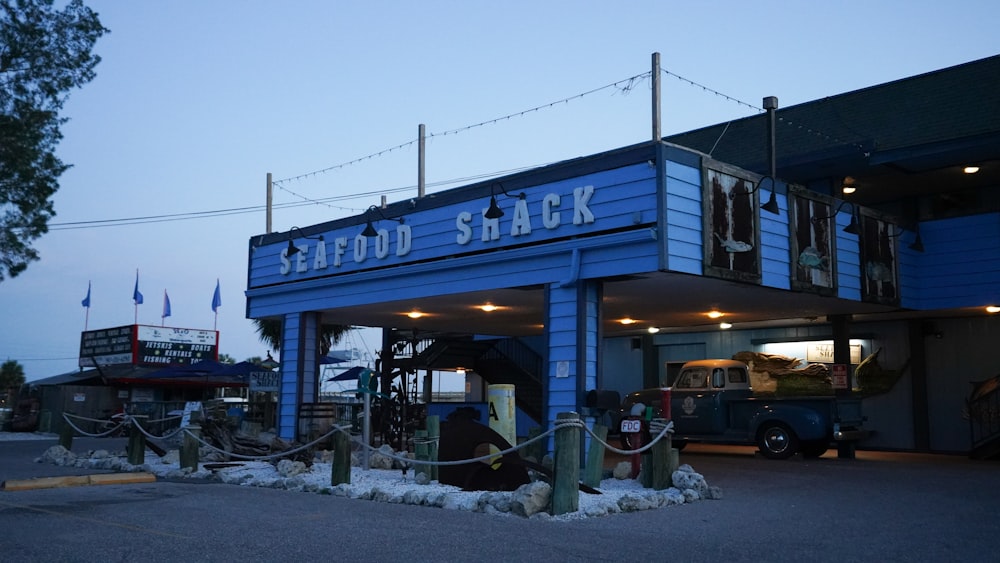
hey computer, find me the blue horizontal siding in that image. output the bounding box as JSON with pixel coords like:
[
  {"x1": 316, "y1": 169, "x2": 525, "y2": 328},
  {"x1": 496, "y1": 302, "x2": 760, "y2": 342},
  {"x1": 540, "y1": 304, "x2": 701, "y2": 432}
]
[
  {"x1": 760, "y1": 191, "x2": 791, "y2": 290},
  {"x1": 835, "y1": 211, "x2": 862, "y2": 300},
  {"x1": 664, "y1": 161, "x2": 703, "y2": 276},
  {"x1": 902, "y1": 213, "x2": 1000, "y2": 308}
]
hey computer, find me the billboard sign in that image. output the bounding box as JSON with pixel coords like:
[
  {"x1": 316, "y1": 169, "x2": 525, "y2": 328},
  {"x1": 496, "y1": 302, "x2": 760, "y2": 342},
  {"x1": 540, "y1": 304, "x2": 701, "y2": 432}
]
[
  {"x1": 79, "y1": 325, "x2": 135, "y2": 367},
  {"x1": 79, "y1": 324, "x2": 219, "y2": 368},
  {"x1": 136, "y1": 326, "x2": 218, "y2": 366}
]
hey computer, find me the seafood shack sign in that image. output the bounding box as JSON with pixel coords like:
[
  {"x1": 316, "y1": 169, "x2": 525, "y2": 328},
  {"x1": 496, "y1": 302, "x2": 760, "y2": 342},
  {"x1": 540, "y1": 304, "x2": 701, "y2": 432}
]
[{"x1": 279, "y1": 185, "x2": 597, "y2": 276}]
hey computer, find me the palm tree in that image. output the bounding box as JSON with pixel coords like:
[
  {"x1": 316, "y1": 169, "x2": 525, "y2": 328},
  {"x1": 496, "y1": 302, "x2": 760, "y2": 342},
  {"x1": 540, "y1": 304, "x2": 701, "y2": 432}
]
[
  {"x1": 1, "y1": 359, "x2": 26, "y2": 406},
  {"x1": 251, "y1": 318, "x2": 351, "y2": 357}
]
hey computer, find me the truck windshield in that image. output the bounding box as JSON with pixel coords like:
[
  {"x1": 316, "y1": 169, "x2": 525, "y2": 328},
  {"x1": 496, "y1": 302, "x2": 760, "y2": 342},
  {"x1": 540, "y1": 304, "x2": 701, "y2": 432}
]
[{"x1": 676, "y1": 368, "x2": 707, "y2": 389}]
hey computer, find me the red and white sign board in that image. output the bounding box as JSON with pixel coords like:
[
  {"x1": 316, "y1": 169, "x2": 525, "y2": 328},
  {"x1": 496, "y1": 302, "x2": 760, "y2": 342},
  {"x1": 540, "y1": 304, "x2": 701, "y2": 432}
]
[{"x1": 832, "y1": 364, "x2": 849, "y2": 390}]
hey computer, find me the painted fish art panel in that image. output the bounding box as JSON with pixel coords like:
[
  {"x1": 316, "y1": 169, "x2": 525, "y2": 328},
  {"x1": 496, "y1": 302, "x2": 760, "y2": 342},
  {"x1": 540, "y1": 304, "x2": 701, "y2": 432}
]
[
  {"x1": 789, "y1": 192, "x2": 836, "y2": 294},
  {"x1": 857, "y1": 213, "x2": 900, "y2": 306},
  {"x1": 702, "y1": 166, "x2": 761, "y2": 284}
]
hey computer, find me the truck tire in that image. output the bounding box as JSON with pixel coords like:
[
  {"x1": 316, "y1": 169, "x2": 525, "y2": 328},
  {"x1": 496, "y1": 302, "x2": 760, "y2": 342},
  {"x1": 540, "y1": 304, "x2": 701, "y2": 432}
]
[
  {"x1": 800, "y1": 440, "x2": 829, "y2": 458},
  {"x1": 757, "y1": 422, "x2": 799, "y2": 460}
]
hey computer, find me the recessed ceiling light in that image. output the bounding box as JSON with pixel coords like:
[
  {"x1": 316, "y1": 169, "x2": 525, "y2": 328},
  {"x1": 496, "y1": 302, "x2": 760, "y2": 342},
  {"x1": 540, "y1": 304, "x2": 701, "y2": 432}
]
[
  {"x1": 406, "y1": 310, "x2": 424, "y2": 319},
  {"x1": 479, "y1": 303, "x2": 499, "y2": 312},
  {"x1": 707, "y1": 310, "x2": 724, "y2": 319},
  {"x1": 987, "y1": 305, "x2": 1000, "y2": 314},
  {"x1": 842, "y1": 186, "x2": 857, "y2": 194},
  {"x1": 964, "y1": 166, "x2": 980, "y2": 174},
  {"x1": 647, "y1": 326, "x2": 660, "y2": 334},
  {"x1": 619, "y1": 318, "x2": 637, "y2": 325},
  {"x1": 719, "y1": 322, "x2": 733, "y2": 329}
]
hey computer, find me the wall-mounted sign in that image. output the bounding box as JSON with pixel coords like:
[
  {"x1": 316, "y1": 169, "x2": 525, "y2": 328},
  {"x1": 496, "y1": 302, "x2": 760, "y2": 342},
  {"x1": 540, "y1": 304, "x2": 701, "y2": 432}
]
[
  {"x1": 806, "y1": 342, "x2": 862, "y2": 364},
  {"x1": 831, "y1": 364, "x2": 849, "y2": 390},
  {"x1": 79, "y1": 325, "x2": 135, "y2": 367},
  {"x1": 249, "y1": 371, "x2": 280, "y2": 392}
]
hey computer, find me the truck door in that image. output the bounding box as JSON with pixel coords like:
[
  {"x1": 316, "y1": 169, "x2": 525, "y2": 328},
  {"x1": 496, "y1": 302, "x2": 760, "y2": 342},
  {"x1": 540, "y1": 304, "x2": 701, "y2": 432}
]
[{"x1": 672, "y1": 366, "x2": 721, "y2": 434}]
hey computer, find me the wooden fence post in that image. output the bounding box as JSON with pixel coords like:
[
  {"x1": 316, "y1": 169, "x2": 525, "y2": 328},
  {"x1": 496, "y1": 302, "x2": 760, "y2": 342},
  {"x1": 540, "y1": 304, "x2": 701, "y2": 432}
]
[
  {"x1": 648, "y1": 426, "x2": 673, "y2": 490},
  {"x1": 181, "y1": 424, "x2": 200, "y2": 471},
  {"x1": 426, "y1": 415, "x2": 439, "y2": 481},
  {"x1": 583, "y1": 423, "x2": 608, "y2": 489},
  {"x1": 58, "y1": 418, "x2": 74, "y2": 450},
  {"x1": 127, "y1": 416, "x2": 146, "y2": 465},
  {"x1": 552, "y1": 412, "x2": 580, "y2": 516},
  {"x1": 413, "y1": 429, "x2": 429, "y2": 478},
  {"x1": 331, "y1": 427, "x2": 351, "y2": 485}
]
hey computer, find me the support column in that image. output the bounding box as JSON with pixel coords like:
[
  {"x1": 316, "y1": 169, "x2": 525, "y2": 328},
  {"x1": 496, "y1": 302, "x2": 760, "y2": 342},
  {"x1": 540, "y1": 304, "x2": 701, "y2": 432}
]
[
  {"x1": 277, "y1": 311, "x2": 320, "y2": 440},
  {"x1": 544, "y1": 279, "x2": 600, "y2": 457},
  {"x1": 830, "y1": 314, "x2": 855, "y2": 459},
  {"x1": 908, "y1": 320, "x2": 931, "y2": 451}
]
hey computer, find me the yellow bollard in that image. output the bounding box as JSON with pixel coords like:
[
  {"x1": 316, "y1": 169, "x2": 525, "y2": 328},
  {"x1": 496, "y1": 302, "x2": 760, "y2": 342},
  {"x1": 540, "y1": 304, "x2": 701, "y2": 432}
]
[{"x1": 487, "y1": 384, "x2": 516, "y2": 467}]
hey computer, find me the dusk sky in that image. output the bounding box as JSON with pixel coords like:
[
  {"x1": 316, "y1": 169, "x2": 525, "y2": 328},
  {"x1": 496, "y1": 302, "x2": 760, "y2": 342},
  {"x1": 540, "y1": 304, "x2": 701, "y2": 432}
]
[{"x1": 2, "y1": 0, "x2": 997, "y2": 381}]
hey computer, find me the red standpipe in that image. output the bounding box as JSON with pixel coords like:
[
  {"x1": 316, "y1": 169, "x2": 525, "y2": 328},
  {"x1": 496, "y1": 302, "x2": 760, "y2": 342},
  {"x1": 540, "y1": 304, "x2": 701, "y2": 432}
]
[{"x1": 660, "y1": 387, "x2": 672, "y2": 421}]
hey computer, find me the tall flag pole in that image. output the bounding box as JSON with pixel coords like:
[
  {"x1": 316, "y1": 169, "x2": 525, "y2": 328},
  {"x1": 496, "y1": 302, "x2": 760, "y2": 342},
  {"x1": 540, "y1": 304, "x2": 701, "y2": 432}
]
[
  {"x1": 211, "y1": 278, "x2": 222, "y2": 330},
  {"x1": 81, "y1": 281, "x2": 92, "y2": 330},
  {"x1": 162, "y1": 289, "x2": 171, "y2": 327},
  {"x1": 133, "y1": 269, "x2": 144, "y2": 324}
]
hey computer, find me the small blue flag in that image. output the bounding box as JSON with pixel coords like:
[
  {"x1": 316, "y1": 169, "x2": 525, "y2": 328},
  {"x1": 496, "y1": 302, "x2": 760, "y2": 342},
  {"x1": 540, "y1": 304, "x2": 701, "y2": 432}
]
[
  {"x1": 81, "y1": 281, "x2": 91, "y2": 308},
  {"x1": 162, "y1": 290, "x2": 171, "y2": 319},
  {"x1": 212, "y1": 279, "x2": 222, "y2": 313},
  {"x1": 133, "y1": 271, "x2": 144, "y2": 305}
]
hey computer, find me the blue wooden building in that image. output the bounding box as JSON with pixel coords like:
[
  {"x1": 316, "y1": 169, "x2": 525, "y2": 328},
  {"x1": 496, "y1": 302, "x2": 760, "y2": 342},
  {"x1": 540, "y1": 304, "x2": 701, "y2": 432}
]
[{"x1": 246, "y1": 55, "x2": 1000, "y2": 457}]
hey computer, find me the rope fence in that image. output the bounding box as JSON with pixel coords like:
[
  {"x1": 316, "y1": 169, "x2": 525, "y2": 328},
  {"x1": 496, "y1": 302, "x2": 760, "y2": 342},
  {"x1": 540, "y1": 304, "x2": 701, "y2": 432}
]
[{"x1": 62, "y1": 411, "x2": 675, "y2": 469}]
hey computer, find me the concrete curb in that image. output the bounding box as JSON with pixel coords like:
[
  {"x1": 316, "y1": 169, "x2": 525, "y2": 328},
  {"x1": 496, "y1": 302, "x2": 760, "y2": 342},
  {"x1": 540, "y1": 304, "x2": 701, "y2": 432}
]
[{"x1": 1, "y1": 472, "x2": 157, "y2": 491}]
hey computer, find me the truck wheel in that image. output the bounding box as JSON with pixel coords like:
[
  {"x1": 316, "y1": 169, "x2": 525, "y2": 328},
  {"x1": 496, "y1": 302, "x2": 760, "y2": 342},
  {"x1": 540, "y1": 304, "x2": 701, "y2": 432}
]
[
  {"x1": 757, "y1": 423, "x2": 799, "y2": 460},
  {"x1": 800, "y1": 441, "x2": 829, "y2": 458}
]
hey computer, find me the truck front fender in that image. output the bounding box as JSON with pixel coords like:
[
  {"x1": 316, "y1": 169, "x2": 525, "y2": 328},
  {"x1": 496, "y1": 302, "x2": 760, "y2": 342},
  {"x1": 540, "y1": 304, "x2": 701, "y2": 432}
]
[{"x1": 748, "y1": 403, "x2": 828, "y2": 443}]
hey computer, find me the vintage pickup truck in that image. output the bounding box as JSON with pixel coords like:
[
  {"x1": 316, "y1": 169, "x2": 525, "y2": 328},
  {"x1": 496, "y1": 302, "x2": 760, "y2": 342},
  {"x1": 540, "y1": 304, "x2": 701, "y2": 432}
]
[{"x1": 619, "y1": 359, "x2": 868, "y2": 459}]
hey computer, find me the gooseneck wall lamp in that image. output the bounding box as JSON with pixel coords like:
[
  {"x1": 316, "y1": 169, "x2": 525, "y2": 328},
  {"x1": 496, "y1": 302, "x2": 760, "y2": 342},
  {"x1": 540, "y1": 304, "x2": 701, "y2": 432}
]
[
  {"x1": 909, "y1": 228, "x2": 925, "y2": 252},
  {"x1": 361, "y1": 205, "x2": 405, "y2": 238},
  {"x1": 729, "y1": 175, "x2": 780, "y2": 215},
  {"x1": 484, "y1": 182, "x2": 526, "y2": 219},
  {"x1": 811, "y1": 200, "x2": 860, "y2": 235},
  {"x1": 285, "y1": 226, "x2": 323, "y2": 257},
  {"x1": 888, "y1": 224, "x2": 926, "y2": 253}
]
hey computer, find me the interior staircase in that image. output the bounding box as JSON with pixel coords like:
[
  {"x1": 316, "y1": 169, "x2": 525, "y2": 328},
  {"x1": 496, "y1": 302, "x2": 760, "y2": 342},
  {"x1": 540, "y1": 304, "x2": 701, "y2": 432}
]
[{"x1": 415, "y1": 335, "x2": 544, "y2": 423}]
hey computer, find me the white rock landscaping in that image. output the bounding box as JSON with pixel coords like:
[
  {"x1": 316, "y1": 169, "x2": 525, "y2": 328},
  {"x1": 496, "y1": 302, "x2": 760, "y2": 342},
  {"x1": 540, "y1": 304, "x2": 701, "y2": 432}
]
[{"x1": 35, "y1": 444, "x2": 721, "y2": 520}]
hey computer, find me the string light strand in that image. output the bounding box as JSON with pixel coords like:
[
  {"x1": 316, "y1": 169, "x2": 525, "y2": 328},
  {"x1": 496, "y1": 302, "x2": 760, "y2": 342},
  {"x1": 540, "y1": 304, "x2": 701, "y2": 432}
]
[
  {"x1": 429, "y1": 72, "x2": 650, "y2": 138},
  {"x1": 270, "y1": 71, "x2": 649, "y2": 208},
  {"x1": 661, "y1": 68, "x2": 763, "y2": 113}
]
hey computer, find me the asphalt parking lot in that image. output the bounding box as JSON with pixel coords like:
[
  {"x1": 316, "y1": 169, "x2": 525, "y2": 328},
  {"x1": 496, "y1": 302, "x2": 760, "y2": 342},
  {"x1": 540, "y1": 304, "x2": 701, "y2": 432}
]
[{"x1": 2, "y1": 435, "x2": 999, "y2": 562}]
